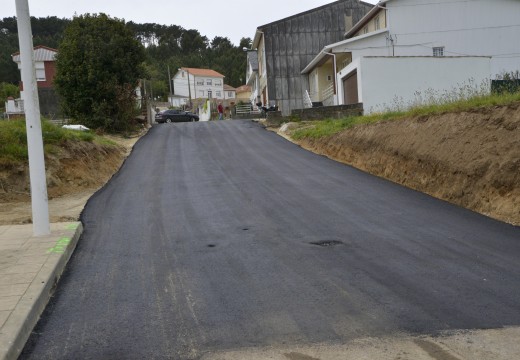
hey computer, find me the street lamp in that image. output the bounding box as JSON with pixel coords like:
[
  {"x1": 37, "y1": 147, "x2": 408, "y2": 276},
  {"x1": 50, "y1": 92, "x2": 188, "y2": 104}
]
[{"x1": 16, "y1": 0, "x2": 50, "y2": 236}]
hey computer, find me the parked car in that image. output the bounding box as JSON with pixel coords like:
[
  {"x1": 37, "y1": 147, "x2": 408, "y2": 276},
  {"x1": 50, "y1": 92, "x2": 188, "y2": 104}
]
[{"x1": 155, "y1": 109, "x2": 199, "y2": 123}]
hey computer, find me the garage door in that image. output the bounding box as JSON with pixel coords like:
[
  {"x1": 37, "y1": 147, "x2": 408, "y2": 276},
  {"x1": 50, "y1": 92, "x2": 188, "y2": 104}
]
[{"x1": 343, "y1": 70, "x2": 358, "y2": 105}]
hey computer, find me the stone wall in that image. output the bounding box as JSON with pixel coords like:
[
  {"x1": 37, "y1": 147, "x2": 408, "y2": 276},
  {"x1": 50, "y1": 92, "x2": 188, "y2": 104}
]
[{"x1": 291, "y1": 104, "x2": 363, "y2": 121}]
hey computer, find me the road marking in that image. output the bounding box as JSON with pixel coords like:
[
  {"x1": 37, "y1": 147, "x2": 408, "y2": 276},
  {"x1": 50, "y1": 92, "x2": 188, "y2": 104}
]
[{"x1": 47, "y1": 237, "x2": 71, "y2": 254}]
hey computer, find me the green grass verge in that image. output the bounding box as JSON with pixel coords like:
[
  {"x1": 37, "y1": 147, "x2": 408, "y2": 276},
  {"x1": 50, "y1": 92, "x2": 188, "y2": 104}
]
[
  {"x1": 292, "y1": 92, "x2": 520, "y2": 140},
  {"x1": 0, "y1": 119, "x2": 109, "y2": 166}
]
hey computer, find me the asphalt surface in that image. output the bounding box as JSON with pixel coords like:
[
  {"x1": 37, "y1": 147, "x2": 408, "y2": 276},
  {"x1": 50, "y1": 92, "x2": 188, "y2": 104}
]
[{"x1": 21, "y1": 120, "x2": 520, "y2": 359}]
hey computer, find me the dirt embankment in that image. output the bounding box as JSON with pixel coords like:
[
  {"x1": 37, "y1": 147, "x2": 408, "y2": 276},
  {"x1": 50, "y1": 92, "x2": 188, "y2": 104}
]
[
  {"x1": 0, "y1": 135, "x2": 137, "y2": 225},
  {"x1": 279, "y1": 103, "x2": 520, "y2": 225}
]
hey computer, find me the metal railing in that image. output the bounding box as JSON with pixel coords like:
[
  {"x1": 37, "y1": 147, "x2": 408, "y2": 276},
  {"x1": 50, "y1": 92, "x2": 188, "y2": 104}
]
[
  {"x1": 235, "y1": 104, "x2": 261, "y2": 115},
  {"x1": 322, "y1": 83, "x2": 335, "y2": 106}
]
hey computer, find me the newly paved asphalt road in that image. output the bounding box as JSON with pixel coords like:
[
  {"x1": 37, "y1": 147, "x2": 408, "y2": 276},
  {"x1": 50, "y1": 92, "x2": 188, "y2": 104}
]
[{"x1": 21, "y1": 120, "x2": 520, "y2": 359}]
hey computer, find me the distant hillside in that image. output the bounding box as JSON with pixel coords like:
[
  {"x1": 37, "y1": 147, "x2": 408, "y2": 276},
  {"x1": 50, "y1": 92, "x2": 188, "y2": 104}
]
[{"x1": 0, "y1": 16, "x2": 251, "y2": 98}]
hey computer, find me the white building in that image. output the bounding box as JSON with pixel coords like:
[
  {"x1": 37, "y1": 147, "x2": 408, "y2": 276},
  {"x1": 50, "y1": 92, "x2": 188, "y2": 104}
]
[
  {"x1": 223, "y1": 84, "x2": 236, "y2": 101},
  {"x1": 173, "y1": 68, "x2": 226, "y2": 100},
  {"x1": 302, "y1": 0, "x2": 520, "y2": 114}
]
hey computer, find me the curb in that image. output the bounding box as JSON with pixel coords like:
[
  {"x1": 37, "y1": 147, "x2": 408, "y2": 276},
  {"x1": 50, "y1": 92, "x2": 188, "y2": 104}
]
[{"x1": 0, "y1": 223, "x2": 83, "y2": 360}]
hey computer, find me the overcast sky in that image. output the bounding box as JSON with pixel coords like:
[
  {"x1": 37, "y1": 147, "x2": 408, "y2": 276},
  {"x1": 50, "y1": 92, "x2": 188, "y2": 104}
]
[{"x1": 4, "y1": 0, "x2": 378, "y2": 45}]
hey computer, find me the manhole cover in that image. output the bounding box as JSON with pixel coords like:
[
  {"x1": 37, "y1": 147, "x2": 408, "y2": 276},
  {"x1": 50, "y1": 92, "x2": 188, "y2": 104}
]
[{"x1": 310, "y1": 240, "x2": 343, "y2": 247}]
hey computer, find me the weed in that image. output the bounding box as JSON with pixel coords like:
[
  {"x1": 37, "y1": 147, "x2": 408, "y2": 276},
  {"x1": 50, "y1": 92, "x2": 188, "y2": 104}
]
[
  {"x1": 0, "y1": 118, "x2": 108, "y2": 167},
  {"x1": 291, "y1": 91, "x2": 520, "y2": 140}
]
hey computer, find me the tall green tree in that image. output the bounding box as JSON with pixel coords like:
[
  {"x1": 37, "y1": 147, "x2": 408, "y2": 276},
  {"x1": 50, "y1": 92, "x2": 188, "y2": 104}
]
[{"x1": 54, "y1": 14, "x2": 146, "y2": 131}]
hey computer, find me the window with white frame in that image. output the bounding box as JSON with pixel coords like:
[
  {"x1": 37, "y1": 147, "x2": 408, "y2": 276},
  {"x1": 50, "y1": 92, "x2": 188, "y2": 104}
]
[
  {"x1": 215, "y1": 80, "x2": 222, "y2": 86},
  {"x1": 363, "y1": 26, "x2": 369, "y2": 34},
  {"x1": 196, "y1": 79, "x2": 204, "y2": 86},
  {"x1": 374, "y1": 16, "x2": 380, "y2": 30},
  {"x1": 228, "y1": 91, "x2": 233, "y2": 97},
  {"x1": 35, "y1": 63, "x2": 45, "y2": 81},
  {"x1": 216, "y1": 91, "x2": 221, "y2": 97},
  {"x1": 206, "y1": 79, "x2": 212, "y2": 85},
  {"x1": 433, "y1": 47, "x2": 445, "y2": 57}
]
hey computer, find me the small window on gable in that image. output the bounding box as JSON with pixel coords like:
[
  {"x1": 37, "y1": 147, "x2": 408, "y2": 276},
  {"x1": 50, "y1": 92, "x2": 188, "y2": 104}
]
[
  {"x1": 363, "y1": 26, "x2": 369, "y2": 34},
  {"x1": 375, "y1": 16, "x2": 380, "y2": 30},
  {"x1": 327, "y1": 75, "x2": 332, "y2": 81},
  {"x1": 433, "y1": 47, "x2": 445, "y2": 57}
]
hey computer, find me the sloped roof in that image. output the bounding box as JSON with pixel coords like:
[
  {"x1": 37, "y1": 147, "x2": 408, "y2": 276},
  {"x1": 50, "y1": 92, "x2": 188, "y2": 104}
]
[
  {"x1": 247, "y1": 51, "x2": 259, "y2": 72},
  {"x1": 182, "y1": 67, "x2": 225, "y2": 78},
  {"x1": 223, "y1": 84, "x2": 236, "y2": 91},
  {"x1": 12, "y1": 45, "x2": 58, "y2": 63},
  {"x1": 235, "y1": 85, "x2": 251, "y2": 93}
]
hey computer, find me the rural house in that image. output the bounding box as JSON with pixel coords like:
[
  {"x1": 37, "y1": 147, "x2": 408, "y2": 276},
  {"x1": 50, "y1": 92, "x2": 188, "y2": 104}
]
[
  {"x1": 9, "y1": 45, "x2": 60, "y2": 116},
  {"x1": 247, "y1": 0, "x2": 373, "y2": 116},
  {"x1": 302, "y1": 0, "x2": 520, "y2": 114},
  {"x1": 173, "y1": 68, "x2": 226, "y2": 102}
]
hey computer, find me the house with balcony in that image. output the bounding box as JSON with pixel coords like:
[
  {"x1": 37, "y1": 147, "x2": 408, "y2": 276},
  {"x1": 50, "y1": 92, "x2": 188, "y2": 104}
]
[
  {"x1": 247, "y1": 0, "x2": 373, "y2": 116},
  {"x1": 9, "y1": 45, "x2": 59, "y2": 116},
  {"x1": 302, "y1": 0, "x2": 520, "y2": 114},
  {"x1": 173, "y1": 68, "x2": 226, "y2": 101}
]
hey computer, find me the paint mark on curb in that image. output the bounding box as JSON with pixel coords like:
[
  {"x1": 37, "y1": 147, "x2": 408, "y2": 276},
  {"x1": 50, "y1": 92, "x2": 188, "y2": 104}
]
[{"x1": 47, "y1": 237, "x2": 71, "y2": 254}]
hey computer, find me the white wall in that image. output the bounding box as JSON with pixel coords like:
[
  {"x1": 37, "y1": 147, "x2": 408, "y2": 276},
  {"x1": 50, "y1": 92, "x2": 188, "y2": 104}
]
[
  {"x1": 351, "y1": 56, "x2": 491, "y2": 114},
  {"x1": 387, "y1": 0, "x2": 520, "y2": 77},
  {"x1": 173, "y1": 71, "x2": 193, "y2": 98},
  {"x1": 197, "y1": 100, "x2": 211, "y2": 121}
]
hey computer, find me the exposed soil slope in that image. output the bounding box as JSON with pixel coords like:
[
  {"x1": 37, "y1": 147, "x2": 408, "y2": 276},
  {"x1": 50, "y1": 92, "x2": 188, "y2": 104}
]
[
  {"x1": 0, "y1": 135, "x2": 137, "y2": 225},
  {"x1": 279, "y1": 102, "x2": 520, "y2": 225}
]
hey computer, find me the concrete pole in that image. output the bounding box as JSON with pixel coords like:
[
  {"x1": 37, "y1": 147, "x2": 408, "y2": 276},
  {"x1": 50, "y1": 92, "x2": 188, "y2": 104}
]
[{"x1": 15, "y1": 0, "x2": 50, "y2": 236}]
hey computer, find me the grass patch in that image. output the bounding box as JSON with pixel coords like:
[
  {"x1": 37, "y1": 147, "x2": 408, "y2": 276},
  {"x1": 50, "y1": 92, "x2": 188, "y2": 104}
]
[
  {"x1": 291, "y1": 92, "x2": 520, "y2": 140},
  {"x1": 0, "y1": 119, "x2": 106, "y2": 166}
]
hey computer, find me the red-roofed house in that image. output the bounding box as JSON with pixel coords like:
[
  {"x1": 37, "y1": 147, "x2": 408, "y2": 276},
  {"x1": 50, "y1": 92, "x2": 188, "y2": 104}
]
[
  {"x1": 173, "y1": 68, "x2": 226, "y2": 101},
  {"x1": 9, "y1": 45, "x2": 60, "y2": 116}
]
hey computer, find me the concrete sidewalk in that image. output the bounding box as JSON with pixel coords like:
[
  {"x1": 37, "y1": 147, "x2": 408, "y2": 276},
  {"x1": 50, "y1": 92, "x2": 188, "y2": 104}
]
[{"x1": 0, "y1": 222, "x2": 82, "y2": 360}]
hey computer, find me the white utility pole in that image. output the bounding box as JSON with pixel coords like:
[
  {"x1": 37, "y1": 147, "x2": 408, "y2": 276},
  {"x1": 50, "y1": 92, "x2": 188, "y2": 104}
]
[{"x1": 15, "y1": 0, "x2": 50, "y2": 236}]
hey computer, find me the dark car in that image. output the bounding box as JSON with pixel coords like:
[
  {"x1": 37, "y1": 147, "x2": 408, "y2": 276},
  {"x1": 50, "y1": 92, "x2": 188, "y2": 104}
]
[{"x1": 155, "y1": 109, "x2": 199, "y2": 123}]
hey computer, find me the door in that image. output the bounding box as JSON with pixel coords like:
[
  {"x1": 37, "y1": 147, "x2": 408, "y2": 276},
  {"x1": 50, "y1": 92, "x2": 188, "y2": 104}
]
[{"x1": 343, "y1": 70, "x2": 358, "y2": 105}]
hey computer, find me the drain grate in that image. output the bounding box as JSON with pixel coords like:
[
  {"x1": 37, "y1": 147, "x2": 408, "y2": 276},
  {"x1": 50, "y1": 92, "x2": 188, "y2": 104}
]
[{"x1": 310, "y1": 240, "x2": 343, "y2": 247}]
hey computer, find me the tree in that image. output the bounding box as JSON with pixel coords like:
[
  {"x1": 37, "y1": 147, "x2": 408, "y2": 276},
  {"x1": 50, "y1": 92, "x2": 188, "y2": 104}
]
[
  {"x1": 54, "y1": 14, "x2": 146, "y2": 131},
  {"x1": 0, "y1": 82, "x2": 20, "y2": 111}
]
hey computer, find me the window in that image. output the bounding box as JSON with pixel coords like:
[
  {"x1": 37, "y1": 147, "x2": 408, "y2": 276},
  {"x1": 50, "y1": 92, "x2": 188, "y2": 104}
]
[
  {"x1": 196, "y1": 79, "x2": 204, "y2": 86},
  {"x1": 216, "y1": 91, "x2": 221, "y2": 97},
  {"x1": 207, "y1": 90, "x2": 212, "y2": 98},
  {"x1": 215, "y1": 80, "x2": 222, "y2": 86},
  {"x1": 228, "y1": 91, "x2": 233, "y2": 97},
  {"x1": 375, "y1": 16, "x2": 380, "y2": 30},
  {"x1": 199, "y1": 90, "x2": 205, "y2": 97},
  {"x1": 433, "y1": 47, "x2": 445, "y2": 57},
  {"x1": 327, "y1": 75, "x2": 332, "y2": 81},
  {"x1": 35, "y1": 63, "x2": 45, "y2": 81},
  {"x1": 206, "y1": 79, "x2": 212, "y2": 86},
  {"x1": 363, "y1": 26, "x2": 369, "y2": 34}
]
